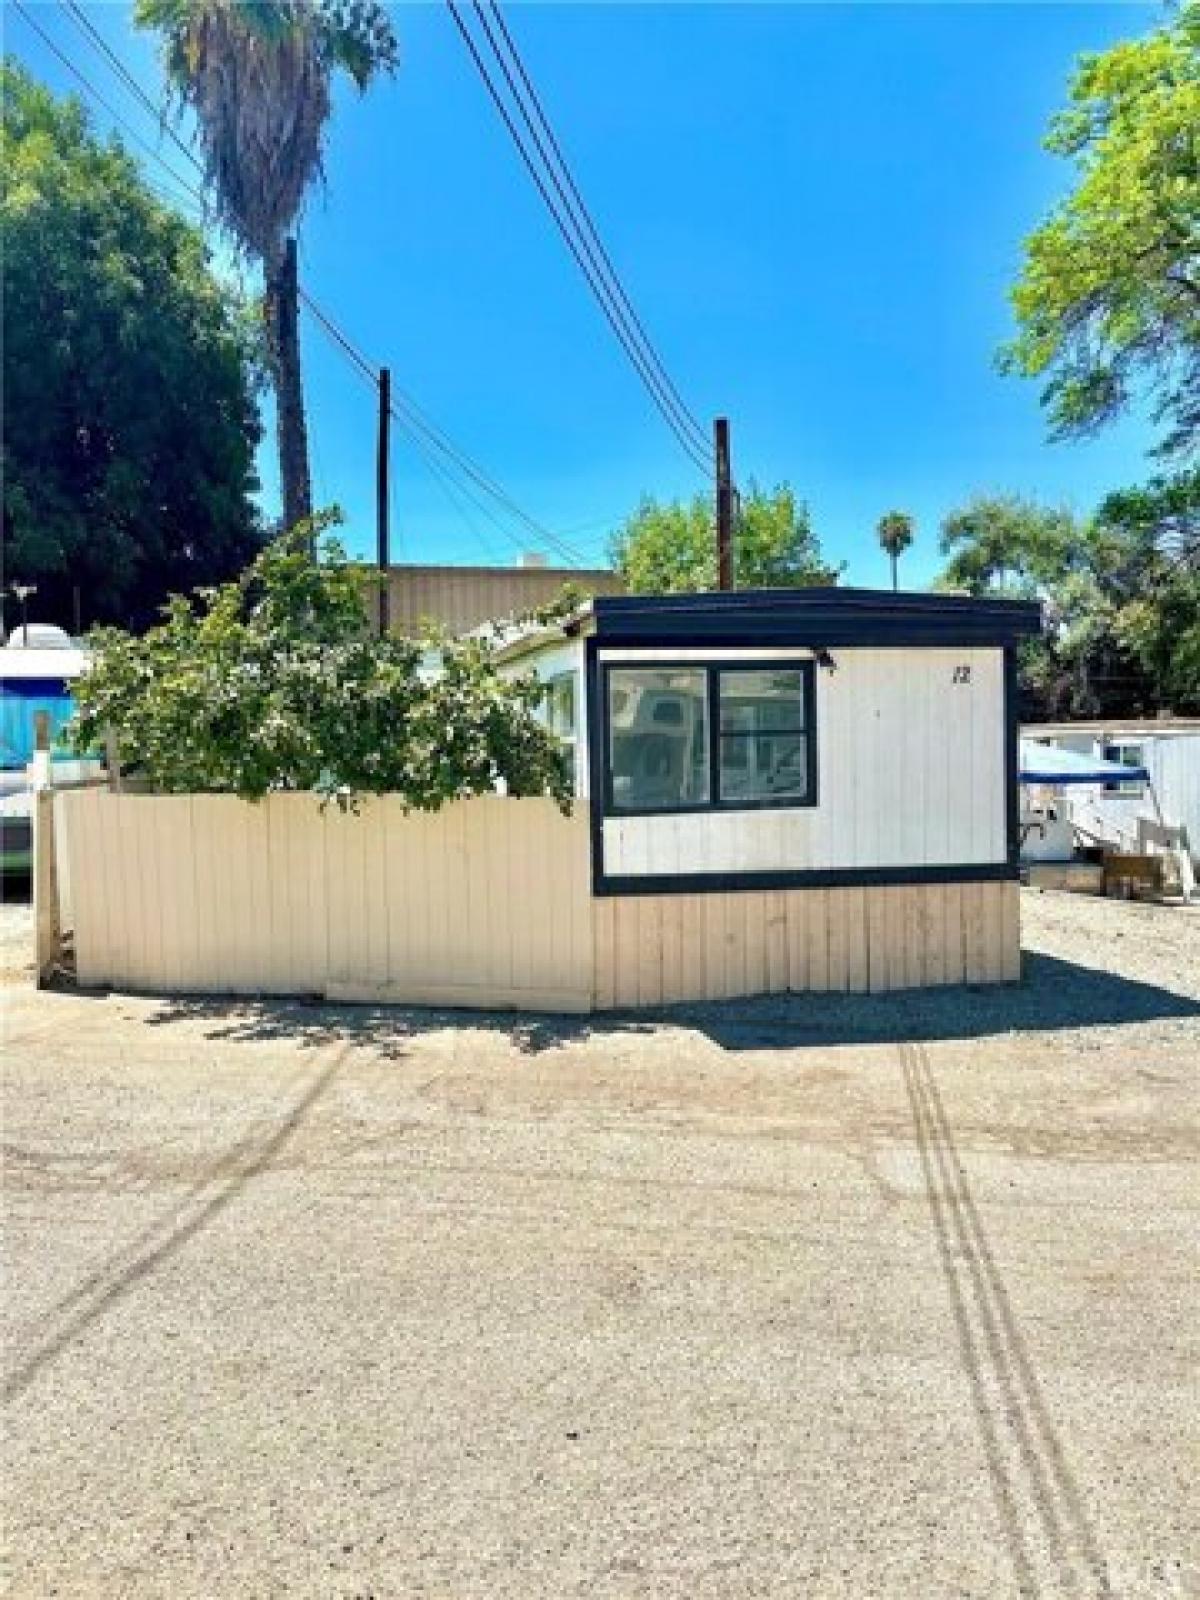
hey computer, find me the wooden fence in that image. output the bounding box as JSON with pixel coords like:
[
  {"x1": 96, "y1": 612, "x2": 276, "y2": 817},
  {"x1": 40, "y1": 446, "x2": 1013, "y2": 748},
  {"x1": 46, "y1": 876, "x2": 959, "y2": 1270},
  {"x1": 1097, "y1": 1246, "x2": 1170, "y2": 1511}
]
[
  {"x1": 54, "y1": 791, "x2": 1019, "y2": 1009},
  {"x1": 60, "y1": 791, "x2": 594, "y2": 1011}
]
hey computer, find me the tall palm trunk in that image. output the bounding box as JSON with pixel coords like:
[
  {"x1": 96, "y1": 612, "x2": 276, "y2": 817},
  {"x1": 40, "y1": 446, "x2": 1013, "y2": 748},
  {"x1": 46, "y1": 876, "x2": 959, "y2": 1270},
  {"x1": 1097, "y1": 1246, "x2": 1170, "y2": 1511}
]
[
  {"x1": 265, "y1": 236, "x2": 312, "y2": 535},
  {"x1": 890, "y1": 549, "x2": 898, "y2": 591}
]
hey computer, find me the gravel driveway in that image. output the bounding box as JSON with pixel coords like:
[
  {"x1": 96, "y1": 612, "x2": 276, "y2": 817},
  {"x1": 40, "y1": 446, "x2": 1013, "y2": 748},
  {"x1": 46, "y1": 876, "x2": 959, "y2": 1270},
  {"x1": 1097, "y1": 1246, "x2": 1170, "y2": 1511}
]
[{"x1": 2, "y1": 890, "x2": 1198, "y2": 1598}]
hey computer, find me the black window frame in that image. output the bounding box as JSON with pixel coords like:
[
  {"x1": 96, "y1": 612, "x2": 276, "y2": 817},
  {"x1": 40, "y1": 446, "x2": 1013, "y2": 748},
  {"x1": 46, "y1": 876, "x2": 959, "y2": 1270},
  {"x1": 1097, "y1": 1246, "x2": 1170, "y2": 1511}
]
[{"x1": 601, "y1": 658, "x2": 818, "y2": 818}]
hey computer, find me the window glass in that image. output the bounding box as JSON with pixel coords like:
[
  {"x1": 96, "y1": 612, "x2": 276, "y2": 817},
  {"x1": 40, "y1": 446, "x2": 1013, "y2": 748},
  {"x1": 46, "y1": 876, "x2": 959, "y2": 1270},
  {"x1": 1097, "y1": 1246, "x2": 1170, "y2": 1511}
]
[
  {"x1": 1103, "y1": 741, "x2": 1145, "y2": 794},
  {"x1": 717, "y1": 669, "x2": 810, "y2": 804},
  {"x1": 608, "y1": 668, "x2": 709, "y2": 811},
  {"x1": 545, "y1": 672, "x2": 576, "y2": 741}
]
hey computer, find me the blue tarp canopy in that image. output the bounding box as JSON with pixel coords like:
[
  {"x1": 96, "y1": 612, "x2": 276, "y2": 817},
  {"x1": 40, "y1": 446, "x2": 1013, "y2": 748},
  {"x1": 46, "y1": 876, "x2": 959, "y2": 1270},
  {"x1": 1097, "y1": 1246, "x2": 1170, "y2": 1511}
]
[{"x1": 1019, "y1": 738, "x2": 1148, "y2": 786}]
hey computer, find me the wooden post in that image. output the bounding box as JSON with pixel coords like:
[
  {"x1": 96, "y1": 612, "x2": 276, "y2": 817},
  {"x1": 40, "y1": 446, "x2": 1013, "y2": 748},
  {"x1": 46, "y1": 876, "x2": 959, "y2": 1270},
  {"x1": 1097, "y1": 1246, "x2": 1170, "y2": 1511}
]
[
  {"x1": 715, "y1": 417, "x2": 734, "y2": 591},
  {"x1": 33, "y1": 791, "x2": 61, "y2": 985},
  {"x1": 32, "y1": 714, "x2": 61, "y2": 985},
  {"x1": 377, "y1": 365, "x2": 391, "y2": 636}
]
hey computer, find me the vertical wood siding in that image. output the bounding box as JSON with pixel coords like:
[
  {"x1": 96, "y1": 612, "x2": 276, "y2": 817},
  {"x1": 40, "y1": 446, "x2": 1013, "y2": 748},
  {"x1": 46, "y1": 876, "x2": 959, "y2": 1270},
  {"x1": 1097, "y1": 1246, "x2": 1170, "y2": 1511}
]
[
  {"x1": 60, "y1": 795, "x2": 1018, "y2": 1009},
  {"x1": 591, "y1": 881, "x2": 1019, "y2": 1008},
  {"x1": 600, "y1": 646, "x2": 1007, "y2": 878},
  {"x1": 63, "y1": 792, "x2": 593, "y2": 1011}
]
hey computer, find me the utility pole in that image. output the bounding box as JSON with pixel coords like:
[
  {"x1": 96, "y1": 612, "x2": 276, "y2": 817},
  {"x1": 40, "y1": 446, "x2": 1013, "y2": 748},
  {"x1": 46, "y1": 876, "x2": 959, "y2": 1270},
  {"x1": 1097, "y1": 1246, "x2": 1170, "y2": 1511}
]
[
  {"x1": 715, "y1": 417, "x2": 734, "y2": 592},
  {"x1": 377, "y1": 366, "x2": 391, "y2": 637}
]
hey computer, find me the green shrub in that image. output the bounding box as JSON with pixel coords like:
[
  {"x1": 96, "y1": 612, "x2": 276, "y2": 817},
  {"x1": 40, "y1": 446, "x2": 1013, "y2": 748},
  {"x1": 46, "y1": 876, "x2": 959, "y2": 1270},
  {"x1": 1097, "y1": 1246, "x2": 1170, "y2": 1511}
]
[{"x1": 71, "y1": 516, "x2": 573, "y2": 811}]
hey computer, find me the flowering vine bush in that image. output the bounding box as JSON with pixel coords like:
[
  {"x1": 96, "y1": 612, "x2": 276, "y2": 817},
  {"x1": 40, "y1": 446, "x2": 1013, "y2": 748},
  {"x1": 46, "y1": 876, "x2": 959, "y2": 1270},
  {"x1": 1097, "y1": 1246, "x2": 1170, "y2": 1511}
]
[{"x1": 71, "y1": 516, "x2": 573, "y2": 812}]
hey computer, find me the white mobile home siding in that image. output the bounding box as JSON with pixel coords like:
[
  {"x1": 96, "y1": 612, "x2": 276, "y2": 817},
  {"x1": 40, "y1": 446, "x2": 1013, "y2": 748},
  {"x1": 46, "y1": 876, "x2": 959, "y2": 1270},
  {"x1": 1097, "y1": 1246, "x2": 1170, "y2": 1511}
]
[
  {"x1": 599, "y1": 646, "x2": 1007, "y2": 879},
  {"x1": 1040, "y1": 728, "x2": 1200, "y2": 868}
]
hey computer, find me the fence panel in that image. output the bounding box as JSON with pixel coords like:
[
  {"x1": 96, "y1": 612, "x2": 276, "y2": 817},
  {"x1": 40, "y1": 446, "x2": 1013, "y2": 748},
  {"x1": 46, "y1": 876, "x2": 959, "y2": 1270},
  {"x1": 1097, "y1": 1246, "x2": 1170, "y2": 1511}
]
[
  {"x1": 59, "y1": 791, "x2": 593, "y2": 1011},
  {"x1": 58, "y1": 792, "x2": 1017, "y2": 1010}
]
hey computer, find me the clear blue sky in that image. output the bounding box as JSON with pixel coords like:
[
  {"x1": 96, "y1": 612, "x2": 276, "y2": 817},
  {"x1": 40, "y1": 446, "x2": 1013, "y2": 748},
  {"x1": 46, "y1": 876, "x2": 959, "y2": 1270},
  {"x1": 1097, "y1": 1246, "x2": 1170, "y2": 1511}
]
[{"x1": 10, "y1": 1, "x2": 1161, "y2": 586}]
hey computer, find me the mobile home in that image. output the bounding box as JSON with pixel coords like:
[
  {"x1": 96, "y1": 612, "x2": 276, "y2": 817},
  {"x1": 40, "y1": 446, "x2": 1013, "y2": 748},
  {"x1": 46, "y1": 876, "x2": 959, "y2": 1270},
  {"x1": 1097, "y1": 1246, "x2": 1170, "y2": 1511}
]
[
  {"x1": 1021, "y1": 719, "x2": 1200, "y2": 870},
  {"x1": 498, "y1": 586, "x2": 1041, "y2": 999},
  {"x1": 55, "y1": 587, "x2": 1041, "y2": 1007}
]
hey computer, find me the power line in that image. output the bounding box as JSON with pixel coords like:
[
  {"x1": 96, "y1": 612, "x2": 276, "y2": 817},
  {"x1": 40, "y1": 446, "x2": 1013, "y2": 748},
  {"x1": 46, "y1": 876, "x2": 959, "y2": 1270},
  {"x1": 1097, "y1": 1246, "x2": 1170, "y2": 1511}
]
[
  {"x1": 13, "y1": 0, "x2": 200, "y2": 204},
  {"x1": 30, "y1": 5, "x2": 607, "y2": 566},
  {"x1": 28, "y1": 4, "x2": 591, "y2": 567},
  {"x1": 481, "y1": 0, "x2": 710, "y2": 454},
  {"x1": 297, "y1": 289, "x2": 589, "y2": 566},
  {"x1": 470, "y1": 0, "x2": 708, "y2": 461},
  {"x1": 445, "y1": 0, "x2": 713, "y2": 477},
  {"x1": 62, "y1": 0, "x2": 205, "y2": 178}
]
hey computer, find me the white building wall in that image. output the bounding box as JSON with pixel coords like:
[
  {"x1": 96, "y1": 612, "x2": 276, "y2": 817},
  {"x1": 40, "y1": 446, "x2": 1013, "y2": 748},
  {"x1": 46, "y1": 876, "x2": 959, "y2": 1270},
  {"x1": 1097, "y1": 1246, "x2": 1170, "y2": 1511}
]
[
  {"x1": 599, "y1": 646, "x2": 1007, "y2": 878},
  {"x1": 1152, "y1": 736, "x2": 1200, "y2": 859},
  {"x1": 1062, "y1": 732, "x2": 1200, "y2": 866},
  {"x1": 499, "y1": 636, "x2": 589, "y2": 797}
]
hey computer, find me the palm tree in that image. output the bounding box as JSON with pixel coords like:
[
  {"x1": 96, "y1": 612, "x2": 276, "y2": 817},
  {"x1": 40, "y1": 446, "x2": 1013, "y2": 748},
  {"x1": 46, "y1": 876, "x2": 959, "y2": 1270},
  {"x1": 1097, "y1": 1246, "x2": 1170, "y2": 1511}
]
[
  {"x1": 877, "y1": 510, "x2": 915, "y2": 592},
  {"x1": 136, "y1": 0, "x2": 398, "y2": 534}
]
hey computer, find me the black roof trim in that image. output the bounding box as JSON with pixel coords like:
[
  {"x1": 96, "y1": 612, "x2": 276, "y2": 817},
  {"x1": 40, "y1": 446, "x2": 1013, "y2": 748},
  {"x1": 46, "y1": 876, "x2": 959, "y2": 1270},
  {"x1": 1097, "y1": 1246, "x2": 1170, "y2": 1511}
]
[{"x1": 566, "y1": 587, "x2": 1041, "y2": 648}]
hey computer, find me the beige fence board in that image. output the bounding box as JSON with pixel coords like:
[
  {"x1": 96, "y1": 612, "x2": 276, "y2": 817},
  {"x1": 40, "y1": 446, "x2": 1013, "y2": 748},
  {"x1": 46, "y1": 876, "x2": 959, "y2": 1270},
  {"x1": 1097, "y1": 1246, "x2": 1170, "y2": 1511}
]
[
  {"x1": 876, "y1": 883, "x2": 896, "y2": 992},
  {"x1": 785, "y1": 893, "x2": 806, "y2": 993},
  {"x1": 676, "y1": 895, "x2": 707, "y2": 1002},
  {"x1": 324, "y1": 804, "x2": 357, "y2": 991},
  {"x1": 611, "y1": 900, "x2": 640, "y2": 1008},
  {"x1": 902, "y1": 887, "x2": 925, "y2": 991},
  {"x1": 842, "y1": 888, "x2": 869, "y2": 993},
  {"x1": 825, "y1": 889, "x2": 847, "y2": 992},
  {"x1": 248, "y1": 800, "x2": 277, "y2": 993},
  {"x1": 657, "y1": 894, "x2": 681, "y2": 1004},
  {"x1": 62, "y1": 790, "x2": 101, "y2": 987},
  {"x1": 60, "y1": 792, "x2": 1016, "y2": 1009},
  {"x1": 479, "y1": 801, "x2": 509, "y2": 993},
  {"x1": 1001, "y1": 881, "x2": 1021, "y2": 982},
  {"x1": 742, "y1": 893, "x2": 768, "y2": 998},
  {"x1": 923, "y1": 885, "x2": 947, "y2": 986},
  {"x1": 808, "y1": 890, "x2": 831, "y2": 992},
  {"x1": 942, "y1": 882, "x2": 965, "y2": 986},
  {"x1": 593, "y1": 897, "x2": 616, "y2": 1010},
  {"x1": 504, "y1": 800, "x2": 534, "y2": 995},
  {"x1": 701, "y1": 895, "x2": 725, "y2": 1000},
  {"x1": 765, "y1": 891, "x2": 788, "y2": 994},
  {"x1": 152, "y1": 797, "x2": 189, "y2": 991},
  {"x1": 986, "y1": 882, "x2": 1005, "y2": 981},
  {"x1": 633, "y1": 897, "x2": 658, "y2": 1007},
  {"x1": 120, "y1": 797, "x2": 156, "y2": 991},
  {"x1": 963, "y1": 880, "x2": 988, "y2": 983},
  {"x1": 360, "y1": 801, "x2": 390, "y2": 991}
]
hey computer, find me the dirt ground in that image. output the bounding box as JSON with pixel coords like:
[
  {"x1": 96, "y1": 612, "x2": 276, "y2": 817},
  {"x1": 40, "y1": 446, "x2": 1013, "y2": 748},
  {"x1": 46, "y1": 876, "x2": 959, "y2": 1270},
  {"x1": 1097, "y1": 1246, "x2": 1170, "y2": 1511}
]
[{"x1": 2, "y1": 889, "x2": 1198, "y2": 1599}]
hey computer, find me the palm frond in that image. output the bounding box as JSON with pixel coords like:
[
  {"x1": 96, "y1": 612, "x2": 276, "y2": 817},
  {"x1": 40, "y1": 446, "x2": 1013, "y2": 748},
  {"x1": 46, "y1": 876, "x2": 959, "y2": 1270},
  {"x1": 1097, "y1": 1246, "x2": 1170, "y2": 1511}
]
[{"x1": 134, "y1": 0, "x2": 398, "y2": 257}]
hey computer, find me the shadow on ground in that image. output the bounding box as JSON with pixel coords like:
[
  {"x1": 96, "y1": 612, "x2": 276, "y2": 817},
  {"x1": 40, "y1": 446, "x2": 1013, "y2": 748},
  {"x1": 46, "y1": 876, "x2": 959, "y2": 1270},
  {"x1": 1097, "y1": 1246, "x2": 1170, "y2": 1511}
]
[{"x1": 128, "y1": 951, "x2": 1200, "y2": 1058}]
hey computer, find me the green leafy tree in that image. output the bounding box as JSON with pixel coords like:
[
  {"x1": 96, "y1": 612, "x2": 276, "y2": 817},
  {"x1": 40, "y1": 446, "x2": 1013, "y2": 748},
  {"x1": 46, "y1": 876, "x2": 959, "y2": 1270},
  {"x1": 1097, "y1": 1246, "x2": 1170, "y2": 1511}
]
[
  {"x1": 1094, "y1": 471, "x2": 1200, "y2": 710},
  {"x1": 939, "y1": 484, "x2": 1199, "y2": 716},
  {"x1": 876, "y1": 510, "x2": 915, "y2": 591},
  {"x1": 70, "y1": 517, "x2": 573, "y2": 811},
  {"x1": 939, "y1": 495, "x2": 1080, "y2": 597},
  {"x1": 1, "y1": 60, "x2": 262, "y2": 633},
  {"x1": 611, "y1": 483, "x2": 839, "y2": 593},
  {"x1": 135, "y1": 0, "x2": 399, "y2": 531},
  {"x1": 1002, "y1": 4, "x2": 1200, "y2": 456}
]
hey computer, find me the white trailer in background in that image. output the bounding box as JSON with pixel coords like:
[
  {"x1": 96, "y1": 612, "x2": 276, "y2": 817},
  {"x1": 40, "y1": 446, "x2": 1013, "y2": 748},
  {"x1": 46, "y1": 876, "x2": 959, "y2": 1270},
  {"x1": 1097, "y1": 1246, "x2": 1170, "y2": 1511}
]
[{"x1": 1021, "y1": 721, "x2": 1200, "y2": 874}]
